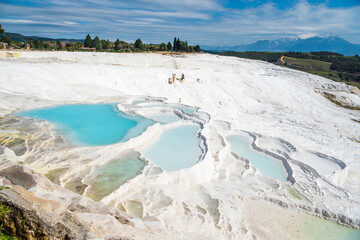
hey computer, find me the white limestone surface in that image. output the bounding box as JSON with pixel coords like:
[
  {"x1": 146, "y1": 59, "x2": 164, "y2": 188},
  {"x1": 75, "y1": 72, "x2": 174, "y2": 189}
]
[{"x1": 0, "y1": 51, "x2": 359, "y2": 239}]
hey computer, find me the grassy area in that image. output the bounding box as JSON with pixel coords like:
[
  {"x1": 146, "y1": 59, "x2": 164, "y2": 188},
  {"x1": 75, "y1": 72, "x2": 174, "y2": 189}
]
[
  {"x1": 281, "y1": 57, "x2": 360, "y2": 89},
  {"x1": 219, "y1": 51, "x2": 360, "y2": 90},
  {"x1": 304, "y1": 70, "x2": 340, "y2": 81},
  {"x1": 0, "y1": 231, "x2": 17, "y2": 240},
  {"x1": 345, "y1": 81, "x2": 360, "y2": 89},
  {"x1": 304, "y1": 70, "x2": 360, "y2": 89},
  {"x1": 283, "y1": 56, "x2": 332, "y2": 71},
  {"x1": 303, "y1": 70, "x2": 360, "y2": 89}
]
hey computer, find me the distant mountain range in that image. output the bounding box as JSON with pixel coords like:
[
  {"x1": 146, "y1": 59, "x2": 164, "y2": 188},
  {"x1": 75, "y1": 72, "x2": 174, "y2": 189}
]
[
  {"x1": 1, "y1": 32, "x2": 359, "y2": 55},
  {"x1": 202, "y1": 35, "x2": 360, "y2": 56},
  {"x1": 0, "y1": 32, "x2": 83, "y2": 43}
]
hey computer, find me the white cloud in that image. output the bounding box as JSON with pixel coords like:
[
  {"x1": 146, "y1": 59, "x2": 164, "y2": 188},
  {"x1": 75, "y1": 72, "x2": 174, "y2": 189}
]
[
  {"x1": 136, "y1": 0, "x2": 223, "y2": 10},
  {"x1": 297, "y1": 33, "x2": 319, "y2": 39},
  {"x1": 199, "y1": 1, "x2": 360, "y2": 44},
  {"x1": 0, "y1": 19, "x2": 38, "y2": 24},
  {"x1": 0, "y1": 18, "x2": 79, "y2": 27},
  {"x1": 64, "y1": 21, "x2": 78, "y2": 25},
  {"x1": 0, "y1": 1, "x2": 359, "y2": 45}
]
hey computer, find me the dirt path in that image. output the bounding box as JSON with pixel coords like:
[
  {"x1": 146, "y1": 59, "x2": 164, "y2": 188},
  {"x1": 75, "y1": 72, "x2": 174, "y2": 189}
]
[{"x1": 280, "y1": 55, "x2": 285, "y2": 64}]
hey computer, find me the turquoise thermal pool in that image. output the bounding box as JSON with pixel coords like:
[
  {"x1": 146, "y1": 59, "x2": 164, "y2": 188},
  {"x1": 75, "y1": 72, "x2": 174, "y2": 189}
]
[
  {"x1": 16, "y1": 104, "x2": 154, "y2": 146},
  {"x1": 142, "y1": 124, "x2": 202, "y2": 171},
  {"x1": 227, "y1": 135, "x2": 288, "y2": 181},
  {"x1": 146, "y1": 113, "x2": 180, "y2": 124}
]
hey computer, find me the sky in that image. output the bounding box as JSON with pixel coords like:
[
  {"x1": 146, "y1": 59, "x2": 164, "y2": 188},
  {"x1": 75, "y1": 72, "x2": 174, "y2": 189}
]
[{"x1": 0, "y1": 0, "x2": 359, "y2": 46}]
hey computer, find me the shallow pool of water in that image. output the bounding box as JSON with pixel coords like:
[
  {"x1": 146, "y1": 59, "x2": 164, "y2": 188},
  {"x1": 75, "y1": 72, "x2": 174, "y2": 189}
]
[
  {"x1": 142, "y1": 124, "x2": 202, "y2": 171},
  {"x1": 86, "y1": 151, "x2": 146, "y2": 201},
  {"x1": 16, "y1": 104, "x2": 154, "y2": 146},
  {"x1": 175, "y1": 105, "x2": 196, "y2": 115},
  {"x1": 301, "y1": 214, "x2": 360, "y2": 240},
  {"x1": 145, "y1": 112, "x2": 180, "y2": 124},
  {"x1": 227, "y1": 135, "x2": 287, "y2": 181}
]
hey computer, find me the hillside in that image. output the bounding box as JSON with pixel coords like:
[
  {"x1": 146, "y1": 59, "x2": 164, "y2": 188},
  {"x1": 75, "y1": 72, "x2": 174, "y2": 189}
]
[
  {"x1": 0, "y1": 32, "x2": 83, "y2": 43},
  {"x1": 203, "y1": 35, "x2": 360, "y2": 56},
  {"x1": 219, "y1": 51, "x2": 360, "y2": 89}
]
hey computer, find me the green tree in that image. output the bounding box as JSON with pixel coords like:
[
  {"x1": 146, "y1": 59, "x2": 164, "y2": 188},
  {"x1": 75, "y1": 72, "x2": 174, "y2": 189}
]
[
  {"x1": 176, "y1": 38, "x2": 181, "y2": 51},
  {"x1": 194, "y1": 45, "x2": 201, "y2": 52},
  {"x1": 0, "y1": 35, "x2": 11, "y2": 45},
  {"x1": 33, "y1": 39, "x2": 41, "y2": 49},
  {"x1": 28, "y1": 38, "x2": 33, "y2": 48},
  {"x1": 173, "y1": 37, "x2": 177, "y2": 51},
  {"x1": 42, "y1": 42, "x2": 49, "y2": 50},
  {"x1": 56, "y1": 41, "x2": 62, "y2": 50},
  {"x1": 184, "y1": 41, "x2": 189, "y2": 52},
  {"x1": 64, "y1": 43, "x2": 72, "y2": 50},
  {"x1": 115, "y1": 38, "x2": 121, "y2": 50},
  {"x1": 134, "y1": 38, "x2": 144, "y2": 51},
  {"x1": 0, "y1": 184, "x2": 12, "y2": 239},
  {"x1": 159, "y1": 43, "x2": 167, "y2": 51},
  {"x1": 101, "y1": 39, "x2": 107, "y2": 49},
  {"x1": 104, "y1": 39, "x2": 110, "y2": 50},
  {"x1": 0, "y1": 24, "x2": 4, "y2": 34},
  {"x1": 84, "y1": 34, "x2": 92, "y2": 47},
  {"x1": 167, "y1": 42, "x2": 172, "y2": 51},
  {"x1": 72, "y1": 42, "x2": 82, "y2": 51},
  {"x1": 147, "y1": 43, "x2": 156, "y2": 51},
  {"x1": 92, "y1": 36, "x2": 102, "y2": 50}
]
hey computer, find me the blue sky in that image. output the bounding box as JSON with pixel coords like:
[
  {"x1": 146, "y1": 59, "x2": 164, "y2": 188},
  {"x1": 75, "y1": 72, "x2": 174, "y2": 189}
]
[{"x1": 0, "y1": 0, "x2": 359, "y2": 45}]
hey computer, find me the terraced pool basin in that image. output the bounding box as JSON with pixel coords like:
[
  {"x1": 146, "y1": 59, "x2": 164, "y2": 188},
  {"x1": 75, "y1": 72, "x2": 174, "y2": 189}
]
[{"x1": 16, "y1": 103, "x2": 154, "y2": 146}]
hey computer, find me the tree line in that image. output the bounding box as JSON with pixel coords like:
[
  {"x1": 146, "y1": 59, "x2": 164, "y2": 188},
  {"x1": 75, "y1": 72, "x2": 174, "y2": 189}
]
[
  {"x1": 218, "y1": 51, "x2": 283, "y2": 62},
  {"x1": 0, "y1": 25, "x2": 202, "y2": 53},
  {"x1": 219, "y1": 51, "x2": 360, "y2": 86},
  {"x1": 219, "y1": 51, "x2": 360, "y2": 73},
  {"x1": 83, "y1": 34, "x2": 201, "y2": 52}
]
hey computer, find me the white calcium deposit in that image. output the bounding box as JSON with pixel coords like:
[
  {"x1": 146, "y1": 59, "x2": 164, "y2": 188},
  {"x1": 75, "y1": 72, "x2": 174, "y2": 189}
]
[{"x1": 0, "y1": 51, "x2": 359, "y2": 240}]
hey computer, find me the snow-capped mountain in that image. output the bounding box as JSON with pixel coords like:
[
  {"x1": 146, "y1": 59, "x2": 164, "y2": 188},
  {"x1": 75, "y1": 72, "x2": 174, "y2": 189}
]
[{"x1": 203, "y1": 35, "x2": 360, "y2": 55}]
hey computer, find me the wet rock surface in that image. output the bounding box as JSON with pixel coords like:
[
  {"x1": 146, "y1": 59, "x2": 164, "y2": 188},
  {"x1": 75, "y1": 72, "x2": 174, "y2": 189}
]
[{"x1": 0, "y1": 166, "x2": 36, "y2": 190}]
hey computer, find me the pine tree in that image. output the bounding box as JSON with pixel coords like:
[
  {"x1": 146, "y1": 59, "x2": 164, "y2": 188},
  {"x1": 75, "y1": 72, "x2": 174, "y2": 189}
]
[
  {"x1": 185, "y1": 41, "x2": 189, "y2": 52},
  {"x1": 115, "y1": 38, "x2": 121, "y2": 50},
  {"x1": 84, "y1": 34, "x2": 92, "y2": 47},
  {"x1": 194, "y1": 45, "x2": 201, "y2": 52},
  {"x1": 92, "y1": 36, "x2": 102, "y2": 50},
  {"x1": 0, "y1": 24, "x2": 4, "y2": 34},
  {"x1": 173, "y1": 37, "x2": 177, "y2": 51},
  {"x1": 167, "y1": 42, "x2": 172, "y2": 51},
  {"x1": 135, "y1": 38, "x2": 144, "y2": 50},
  {"x1": 101, "y1": 39, "x2": 106, "y2": 49},
  {"x1": 176, "y1": 38, "x2": 181, "y2": 51},
  {"x1": 0, "y1": 35, "x2": 11, "y2": 45}
]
